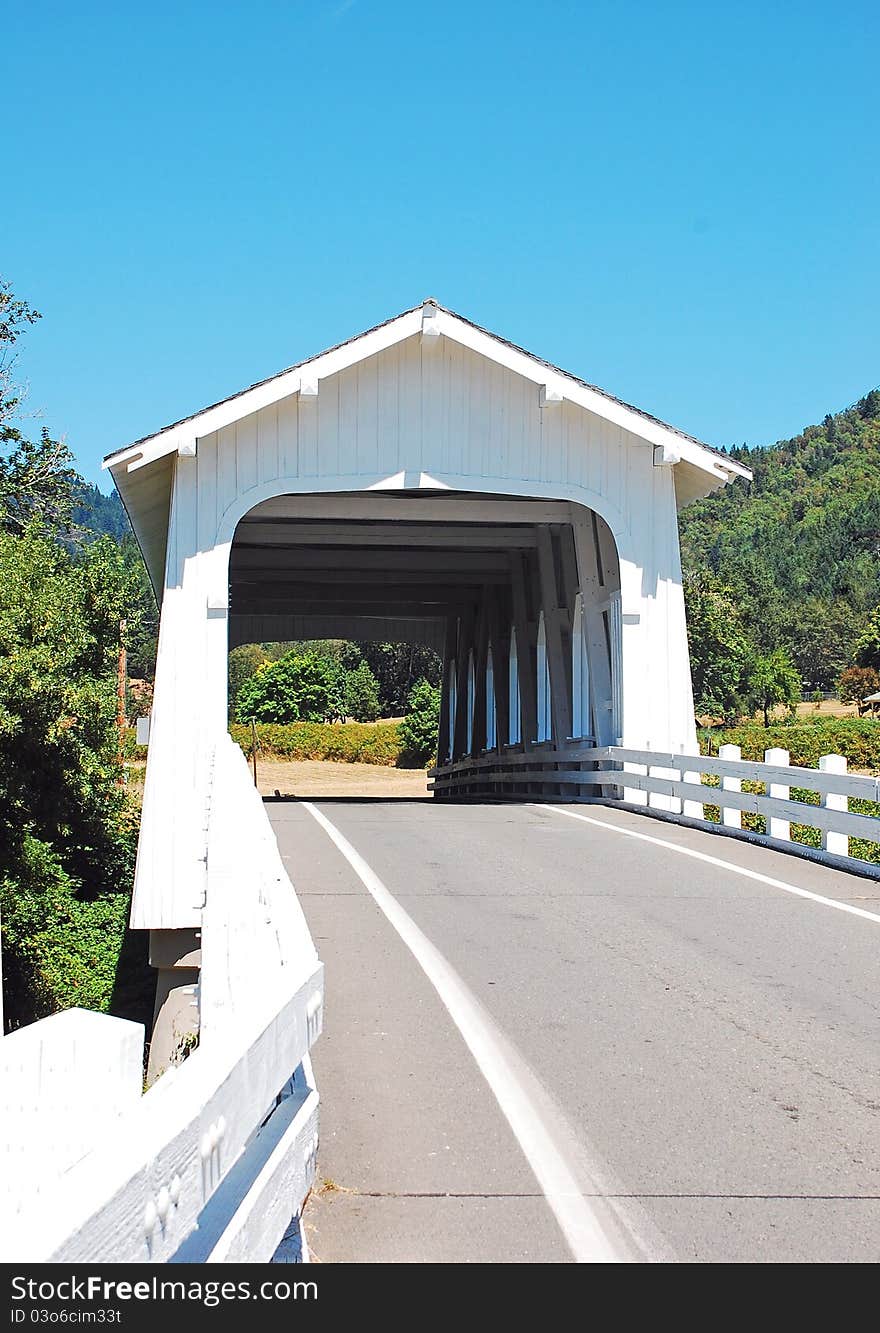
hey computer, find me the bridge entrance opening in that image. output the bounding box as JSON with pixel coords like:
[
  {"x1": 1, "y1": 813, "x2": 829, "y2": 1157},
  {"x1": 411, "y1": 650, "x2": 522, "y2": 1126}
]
[{"x1": 229, "y1": 490, "x2": 622, "y2": 797}]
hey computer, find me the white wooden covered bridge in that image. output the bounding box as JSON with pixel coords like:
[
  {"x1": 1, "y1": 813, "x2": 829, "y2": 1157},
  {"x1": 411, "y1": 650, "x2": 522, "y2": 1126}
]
[
  {"x1": 50, "y1": 300, "x2": 880, "y2": 1265},
  {"x1": 107, "y1": 297, "x2": 748, "y2": 1006},
  {"x1": 89, "y1": 300, "x2": 746, "y2": 1073}
]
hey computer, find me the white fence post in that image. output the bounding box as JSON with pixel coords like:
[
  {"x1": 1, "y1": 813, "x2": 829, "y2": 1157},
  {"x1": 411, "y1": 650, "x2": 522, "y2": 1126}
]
[
  {"x1": 1, "y1": 1009, "x2": 144, "y2": 1205},
  {"x1": 820, "y1": 753, "x2": 849, "y2": 856},
  {"x1": 682, "y1": 757, "x2": 704, "y2": 820},
  {"x1": 765, "y1": 747, "x2": 790, "y2": 841},
  {"x1": 719, "y1": 744, "x2": 741, "y2": 828}
]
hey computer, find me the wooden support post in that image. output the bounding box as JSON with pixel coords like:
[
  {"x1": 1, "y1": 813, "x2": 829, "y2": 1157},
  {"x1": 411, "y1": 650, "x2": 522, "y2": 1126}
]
[
  {"x1": 719, "y1": 743, "x2": 742, "y2": 828},
  {"x1": 571, "y1": 510, "x2": 614, "y2": 746},
  {"x1": 536, "y1": 526, "x2": 572, "y2": 744},
  {"x1": 486, "y1": 591, "x2": 509, "y2": 748},
  {"x1": 765, "y1": 747, "x2": 791, "y2": 840},
  {"x1": 452, "y1": 605, "x2": 475, "y2": 760},
  {"x1": 437, "y1": 617, "x2": 457, "y2": 764},
  {"x1": 509, "y1": 553, "x2": 537, "y2": 745},
  {"x1": 559, "y1": 525, "x2": 580, "y2": 625},
  {"x1": 820, "y1": 753, "x2": 849, "y2": 856},
  {"x1": 471, "y1": 594, "x2": 490, "y2": 756}
]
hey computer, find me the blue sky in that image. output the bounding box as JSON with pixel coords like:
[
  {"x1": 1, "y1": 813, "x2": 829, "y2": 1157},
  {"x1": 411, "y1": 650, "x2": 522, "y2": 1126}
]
[{"x1": 3, "y1": 0, "x2": 878, "y2": 487}]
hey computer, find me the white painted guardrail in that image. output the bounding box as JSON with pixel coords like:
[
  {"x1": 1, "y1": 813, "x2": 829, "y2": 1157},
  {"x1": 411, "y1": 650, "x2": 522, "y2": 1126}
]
[
  {"x1": 0, "y1": 734, "x2": 323, "y2": 1263},
  {"x1": 430, "y1": 741, "x2": 880, "y2": 870}
]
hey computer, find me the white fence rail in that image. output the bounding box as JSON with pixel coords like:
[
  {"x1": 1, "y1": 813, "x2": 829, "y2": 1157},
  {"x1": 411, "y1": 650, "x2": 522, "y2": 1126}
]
[
  {"x1": 430, "y1": 741, "x2": 880, "y2": 871},
  {"x1": 0, "y1": 735, "x2": 323, "y2": 1263}
]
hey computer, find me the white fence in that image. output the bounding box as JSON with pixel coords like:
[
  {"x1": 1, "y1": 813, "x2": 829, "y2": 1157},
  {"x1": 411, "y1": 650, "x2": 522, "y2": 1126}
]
[
  {"x1": 0, "y1": 734, "x2": 323, "y2": 1263},
  {"x1": 430, "y1": 741, "x2": 880, "y2": 871}
]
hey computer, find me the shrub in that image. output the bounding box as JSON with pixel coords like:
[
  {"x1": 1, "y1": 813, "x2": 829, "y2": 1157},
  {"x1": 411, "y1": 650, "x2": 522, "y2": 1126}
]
[
  {"x1": 698, "y1": 717, "x2": 880, "y2": 771},
  {"x1": 230, "y1": 720, "x2": 403, "y2": 766},
  {"x1": 0, "y1": 834, "x2": 133, "y2": 1022},
  {"x1": 398, "y1": 679, "x2": 441, "y2": 765}
]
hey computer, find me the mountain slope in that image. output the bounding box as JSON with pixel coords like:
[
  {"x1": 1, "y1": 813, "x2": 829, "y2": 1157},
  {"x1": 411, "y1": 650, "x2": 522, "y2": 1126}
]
[
  {"x1": 679, "y1": 390, "x2": 880, "y2": 690},
  {"x1": 72, "y1": 483, "x2": 130, "y2": 540}
]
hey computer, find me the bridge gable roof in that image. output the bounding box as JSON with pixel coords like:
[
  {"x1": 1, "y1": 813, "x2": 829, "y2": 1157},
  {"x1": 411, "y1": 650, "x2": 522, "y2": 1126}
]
[{"x1": 103, "y1": 300, "x2": 750, "y2": 484}]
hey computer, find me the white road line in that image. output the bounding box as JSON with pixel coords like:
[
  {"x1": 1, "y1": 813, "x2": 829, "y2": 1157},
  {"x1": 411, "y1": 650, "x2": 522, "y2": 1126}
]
[
  {"x1": 541, "y1": 805, "x2": 880, "y2": 925},
  {"x1": 301, "y1": 800, "x2": 626, "y2": 1264}
]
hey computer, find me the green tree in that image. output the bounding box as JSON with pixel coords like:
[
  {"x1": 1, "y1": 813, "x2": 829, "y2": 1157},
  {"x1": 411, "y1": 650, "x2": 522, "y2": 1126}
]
[
  {"x1": 1, "y1": 280, "x2": 77, "y2": 536},
  {"x1": 684, "y1": 572, "x2": 754, "y2": 722},
  {"x1": 353, "y1": 642, "x2": 442, "y2": 716},
  {"x1": 235, "y1": 650, "x2": 345, "y2": 723},
  {"x1": 746, "y1": 647, "x2": 802, "y2": 726},
  {"x1": 0, "y1": 282, "x2": 149, "y2": 1028},
  {"x1": 344, "y1": 659, "x2": 380, "y2": 721},
  {"x1": 0, "y1": 526, "x2": 140, "y2": 1026},
  {"x1": 398, "y1": 679, "x2": 441, "y2": 764},
  {"x1": 678, "y1": 388, "x2": 880, "y2": 685},
  {"x1": 228, "y1": 643, "x2": 270, "y2": 718},
  {"x1": 852, "y1": 605, "x2": 880, "y2": 671}
]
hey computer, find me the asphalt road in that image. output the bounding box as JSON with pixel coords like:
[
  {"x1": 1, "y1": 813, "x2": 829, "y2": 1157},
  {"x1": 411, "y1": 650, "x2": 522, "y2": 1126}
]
[{"x1": 267, "y1": 798, "x2": 880, "y2": 1263}]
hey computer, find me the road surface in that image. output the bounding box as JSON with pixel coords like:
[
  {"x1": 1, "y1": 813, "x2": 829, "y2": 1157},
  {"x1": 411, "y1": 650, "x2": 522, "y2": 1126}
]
[{"x1": 267, "y1": 798, "x2": 880, "y2": 1263}]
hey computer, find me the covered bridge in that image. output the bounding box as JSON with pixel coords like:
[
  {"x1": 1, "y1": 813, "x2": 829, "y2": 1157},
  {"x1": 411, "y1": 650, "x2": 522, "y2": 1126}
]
[{"x1": 105, "y1": 299, "x2": 749, "y2": 1057}]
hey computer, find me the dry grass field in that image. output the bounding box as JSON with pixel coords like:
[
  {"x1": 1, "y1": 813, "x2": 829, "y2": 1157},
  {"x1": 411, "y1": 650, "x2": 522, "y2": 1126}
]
[{"x1": 255, "y1": 758, "x2": 431, "y2": 799}]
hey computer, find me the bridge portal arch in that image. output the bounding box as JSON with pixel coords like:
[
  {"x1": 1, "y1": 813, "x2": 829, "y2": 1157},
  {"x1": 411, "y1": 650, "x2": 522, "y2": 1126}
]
[{"x1": 226, "y1": 487, "x2": 623, "y2": 765}]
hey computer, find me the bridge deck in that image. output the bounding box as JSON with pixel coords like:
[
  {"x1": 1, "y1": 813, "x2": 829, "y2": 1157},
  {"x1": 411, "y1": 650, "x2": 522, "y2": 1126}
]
[{"x1": 267, "y1": 798, "x2": 880, "y2": 1263}]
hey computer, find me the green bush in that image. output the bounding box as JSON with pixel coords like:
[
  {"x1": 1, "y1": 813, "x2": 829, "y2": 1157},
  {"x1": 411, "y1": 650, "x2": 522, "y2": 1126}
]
[
  {"x1": 689, "y1": 767, "x2": 880, "y2": 868},
  {"x1": 398, "y1": 679, "x2": 441, "y2": 765},
  {"x1": 698, "y1": 717, "x2": 880, "y2": 772},
  {"x1": 235, "y1": 650, "x2": 345, "y2": 724},
  {"x1": 0, "y1": 834, "x2": 133, "y2": 1022},
  {"x1": 230, "y1": 720, "x2": 403, "y2": 765}
]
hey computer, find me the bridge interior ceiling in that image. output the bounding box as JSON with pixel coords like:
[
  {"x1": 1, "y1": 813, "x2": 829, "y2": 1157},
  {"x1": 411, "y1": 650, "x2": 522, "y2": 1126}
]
[{"x1": 228, "y1": 491, "x2": 621, "y2": 754}]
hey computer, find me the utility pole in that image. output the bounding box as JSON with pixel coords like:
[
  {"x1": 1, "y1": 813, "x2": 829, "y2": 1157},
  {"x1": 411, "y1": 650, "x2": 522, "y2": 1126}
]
[{"x1": 117, "y1": 619, "x2": 127, "y2": 785}]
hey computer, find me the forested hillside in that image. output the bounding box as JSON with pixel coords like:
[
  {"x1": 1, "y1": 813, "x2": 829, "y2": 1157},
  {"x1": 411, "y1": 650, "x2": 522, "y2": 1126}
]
[
  {"x1": 72, "y1": 483, "x2": 129, "y2": 541},
  {"x1": 680, "y1": 391, "x2": 880, "y2": 693}
]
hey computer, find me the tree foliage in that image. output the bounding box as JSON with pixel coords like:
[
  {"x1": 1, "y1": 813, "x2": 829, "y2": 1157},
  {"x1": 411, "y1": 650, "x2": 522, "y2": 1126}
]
[
  {"x1": 679, "y1": 391, "x2": 880, "y2": 691},
  {"x1": 347, "y1": 642, "x2": 441, "y2": 716},
  {"x1": 0, "y1": 526, "x2": 141, "y2": 1025},
  {"x1": 228, "y1": 644, "x2": 270, "y2": 718},
  {"x1": 838, "y1": 665, "x2": 880, "y2": 704},
  {"x1": 0, "y1": 280, "x2": 149, "y2": 1028},
  {"x1": 684, "y1": 571, "x2": 754, "y2": 721},
  {"x1": 746, "y1": 647, "x2": 801, "y2": 726},
  {"x1": 398, "y1": 678, "x2": 441, "y2": 764},
  {"x1": 851, "y1": 605, "x2": 880, "y2": 672},
  {"x1": 344, "y1": 659, "x2": 380, "y2": 722},
  {"x1": 234, "y1": 650, "x2": 346, "y2": 724}
]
